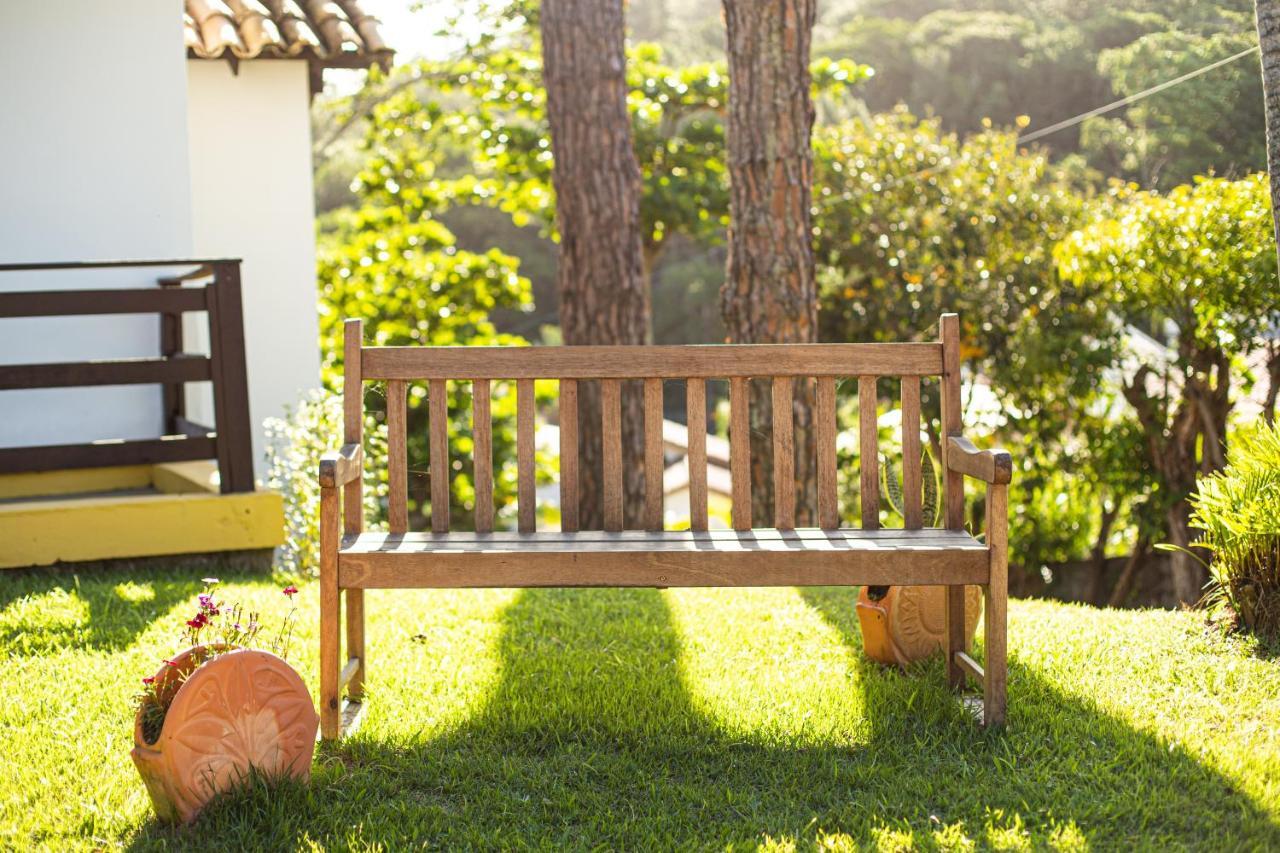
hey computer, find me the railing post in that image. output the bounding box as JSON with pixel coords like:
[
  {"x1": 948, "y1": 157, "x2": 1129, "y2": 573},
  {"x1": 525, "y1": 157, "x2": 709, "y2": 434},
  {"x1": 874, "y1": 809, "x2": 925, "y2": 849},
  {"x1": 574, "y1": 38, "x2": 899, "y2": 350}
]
[
  {"x1": 206, "y1": 261, "x2": 254, "y2": 494},
  {"x1": 156, "y1": 277, "x2": 186, "y2": 436}
]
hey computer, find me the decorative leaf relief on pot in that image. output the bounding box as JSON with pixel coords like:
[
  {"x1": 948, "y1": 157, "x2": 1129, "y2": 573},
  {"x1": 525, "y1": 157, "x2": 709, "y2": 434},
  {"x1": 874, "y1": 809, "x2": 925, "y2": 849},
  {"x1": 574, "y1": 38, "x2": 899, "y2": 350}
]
[
  {"x1": 890, "y1": 584, "x2": 983, "y2": 661},
  {"x1": 162, "y1": 650, "x2": 318, "y2": 806}
]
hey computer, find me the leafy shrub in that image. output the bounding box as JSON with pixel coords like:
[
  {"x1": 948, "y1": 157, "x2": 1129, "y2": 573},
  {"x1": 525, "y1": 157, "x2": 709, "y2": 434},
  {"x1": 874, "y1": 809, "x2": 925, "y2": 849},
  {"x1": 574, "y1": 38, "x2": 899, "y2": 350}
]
[
  {"x1": 264, "y1": 390, "x2": 388, "y2": 576},
  {"x1": 1188, "y1": 423, "x2": 1280, "y2": 637}
]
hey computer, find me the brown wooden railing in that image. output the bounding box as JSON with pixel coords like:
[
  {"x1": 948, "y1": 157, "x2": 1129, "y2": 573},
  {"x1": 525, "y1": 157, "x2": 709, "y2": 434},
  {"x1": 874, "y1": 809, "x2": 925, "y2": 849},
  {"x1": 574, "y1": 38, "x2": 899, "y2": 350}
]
[{"x1": 0, "y1": 259, "x2": 254, "y2": 493}]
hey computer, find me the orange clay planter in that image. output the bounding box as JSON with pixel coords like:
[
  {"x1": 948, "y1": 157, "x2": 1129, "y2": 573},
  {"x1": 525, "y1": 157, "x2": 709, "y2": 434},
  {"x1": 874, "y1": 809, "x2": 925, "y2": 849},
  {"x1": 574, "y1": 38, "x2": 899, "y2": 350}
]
[
  {"x1": 131, "y1": 646, "x2": 318, "y2": 824},
  {"x1": 857, "y1": 585, "x2": 983, "y2": 666}
]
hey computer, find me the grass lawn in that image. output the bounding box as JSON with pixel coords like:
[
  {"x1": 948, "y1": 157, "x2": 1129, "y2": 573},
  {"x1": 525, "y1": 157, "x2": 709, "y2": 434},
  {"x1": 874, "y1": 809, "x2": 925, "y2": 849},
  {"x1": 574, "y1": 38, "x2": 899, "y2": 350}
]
[{"x1": 1, "y1": 563, "x2": 1278, "y2": 850}]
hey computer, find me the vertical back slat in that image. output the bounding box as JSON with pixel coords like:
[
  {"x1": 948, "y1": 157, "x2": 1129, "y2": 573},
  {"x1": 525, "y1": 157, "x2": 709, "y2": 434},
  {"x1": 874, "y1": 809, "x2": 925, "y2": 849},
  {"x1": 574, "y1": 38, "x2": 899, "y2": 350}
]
[
  {"x1": 559, "y1": 379, "x2": 579, "y2": 532},
  {"x1": 472, "y1": 380, "x2": 493, "y2": 533},
  {"x1": 900, "y1": 375, "x2": 923, "y2": 529},
  {"x1": 940, "y1": 313, "x2": 967, "y2": 689},
  {"x1": 771, "y1": 376, "x2": 795, "y2": 529},
  {"x1": 602, "y1": 378, "x2": 624, "y2": 532},
  {"x1": 644, "y1": 377, "x2": 664, "y2": 531},
  {"x1": 730, "y1": 375, "x2": 752, "y2": 531},
  {"x1": 517, "y1": 378, "x2": 536, "y2": 533},
  {"x1": 859, "y1": 375, "x2": 879, "y2": 529},
  {"x1": 343, "y1": 319, "x2": 364, "y2": 534},
  {"x1": 386, "y1": 379, "x2": 408, "y2": 534},
  {"x1": 685, "y1": 378, "x2": 709, "y2": 532},
  {"x1": 940, "y1": 313, "x2": 964, "y2": 530},
  {"x1": 429, "y1": 378, "x2": 449, "y2": 533},
  {"x1": 816, "y1": 376, "x2": 838, "y2": 529},
  {"x1": 342, "y1": 319, "x2": 366, "y2": 699}
]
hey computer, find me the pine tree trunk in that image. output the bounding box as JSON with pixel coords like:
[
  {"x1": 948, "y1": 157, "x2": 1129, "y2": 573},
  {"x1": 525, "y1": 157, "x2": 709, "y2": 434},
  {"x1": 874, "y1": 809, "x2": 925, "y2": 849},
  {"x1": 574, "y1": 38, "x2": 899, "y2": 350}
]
[
  {"x1": 1258, "y1": 1, "x2": 1280, "y2": 426},
  {"x1": 543, "y1": 0, "x2": 649, "y2": 529},
  {"x1": 1257, "y1": 0, "x2": 1280, "y2": 248},
  {"x1": 720, "y1": 0, "x2": 819, "y2": 527}
]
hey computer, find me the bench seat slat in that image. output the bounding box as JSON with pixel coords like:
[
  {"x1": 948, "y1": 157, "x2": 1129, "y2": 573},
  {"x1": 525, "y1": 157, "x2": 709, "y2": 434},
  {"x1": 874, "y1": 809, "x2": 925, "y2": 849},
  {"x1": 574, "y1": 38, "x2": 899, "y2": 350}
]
[
  {"x1": 342, "y1": 528, "x2": 981, "y2": 545},
  {"x1": 338, "y1": 528, "x2": 988, "y2": 588}
]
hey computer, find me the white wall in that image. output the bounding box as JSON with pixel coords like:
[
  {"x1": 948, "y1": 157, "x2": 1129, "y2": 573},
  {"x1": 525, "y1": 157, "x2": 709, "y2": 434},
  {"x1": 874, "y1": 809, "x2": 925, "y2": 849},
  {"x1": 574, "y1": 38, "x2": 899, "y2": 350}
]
[
  {"x1": 0, "y1": 0, "x2": 194, "y2": 449},
  {"x1": 185, "y1": 61, "x2": 322, "y2": 475}
]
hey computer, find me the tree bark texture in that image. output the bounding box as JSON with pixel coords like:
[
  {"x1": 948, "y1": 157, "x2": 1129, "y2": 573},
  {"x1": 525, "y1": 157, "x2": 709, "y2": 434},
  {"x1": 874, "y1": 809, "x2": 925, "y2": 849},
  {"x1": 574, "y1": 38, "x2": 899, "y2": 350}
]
[
  {"x1": 543, "y1": 0, "x2": 649, "y2": 529},
  {"x1": 720, "y1": 0, "x2": 819, "y2": 527},
  {"x1": 1256, "y1": 1, "x2": 1280, "y2": 425},
  {"x1": 1122, "y1": 349, "x2": 1232, "y2": 605},
  {"x1": 1257, "y1": 0, "x2": 1280, "y2": 262}
]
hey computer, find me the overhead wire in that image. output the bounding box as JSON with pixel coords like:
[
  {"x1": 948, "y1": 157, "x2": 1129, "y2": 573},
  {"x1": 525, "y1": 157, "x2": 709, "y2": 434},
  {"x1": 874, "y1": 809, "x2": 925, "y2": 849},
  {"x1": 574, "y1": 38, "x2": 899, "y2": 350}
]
[
  {"x1": 1015, "y1": 44, "x2": 1260, "y2": 145},
  {"x1": 868, "y1": 42, "x2": 1260, "y2": 191}
]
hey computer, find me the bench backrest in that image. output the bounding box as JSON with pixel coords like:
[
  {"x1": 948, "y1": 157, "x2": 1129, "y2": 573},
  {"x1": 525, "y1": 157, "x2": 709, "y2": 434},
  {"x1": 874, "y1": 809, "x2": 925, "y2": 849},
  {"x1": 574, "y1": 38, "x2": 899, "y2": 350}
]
[{"x1": 341, "y1": 313, "x2": 966, "y2": 537}]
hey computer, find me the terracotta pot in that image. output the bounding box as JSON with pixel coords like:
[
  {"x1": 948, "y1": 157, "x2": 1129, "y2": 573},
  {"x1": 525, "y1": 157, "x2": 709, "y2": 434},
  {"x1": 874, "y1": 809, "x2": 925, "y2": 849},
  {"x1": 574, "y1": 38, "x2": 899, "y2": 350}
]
[
  {"x1": 131, "y1": 646, "x2": 319, "y2": 824},
  {"x1": 856, "y1": 585, "x2": 983, "y2": 667}
]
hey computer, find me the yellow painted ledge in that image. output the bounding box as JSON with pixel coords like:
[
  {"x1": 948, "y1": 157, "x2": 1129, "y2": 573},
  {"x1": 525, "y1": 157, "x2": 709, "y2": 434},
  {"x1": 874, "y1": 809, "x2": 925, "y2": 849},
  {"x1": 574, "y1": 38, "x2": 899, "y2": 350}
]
[{"x1": 0, "y1": 462, "x2": 283, "y2": 569}]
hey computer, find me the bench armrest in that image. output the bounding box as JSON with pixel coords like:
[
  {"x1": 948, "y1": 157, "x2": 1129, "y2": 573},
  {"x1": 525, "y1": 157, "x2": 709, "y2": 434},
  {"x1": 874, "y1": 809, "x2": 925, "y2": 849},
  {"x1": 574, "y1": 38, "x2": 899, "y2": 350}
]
[
  {"x1": 319, "y1": 443, "x2": 363, "y2": 488},
  {"x1": 946, "y1": 436, "x2": 1012, "y2": 485}
]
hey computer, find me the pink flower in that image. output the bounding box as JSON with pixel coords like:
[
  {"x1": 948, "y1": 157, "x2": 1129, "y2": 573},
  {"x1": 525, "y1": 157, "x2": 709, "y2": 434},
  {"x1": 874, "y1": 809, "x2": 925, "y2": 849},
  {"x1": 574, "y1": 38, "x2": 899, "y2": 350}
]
[
  {"x1": 282, "y1": 585, "x2": 298, "y2": 598},
  {"x1": 142, "y1": 676, "x2": 156, "y2": 685},
  {"x1": 163, "y1": 659, "x2": 177, "y2": 667}
]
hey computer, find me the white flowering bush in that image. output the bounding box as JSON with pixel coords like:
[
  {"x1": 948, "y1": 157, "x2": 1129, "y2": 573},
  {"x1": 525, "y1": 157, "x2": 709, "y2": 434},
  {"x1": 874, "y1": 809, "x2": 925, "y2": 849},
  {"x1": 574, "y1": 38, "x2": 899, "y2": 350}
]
[{"x1": 264, "y1": 390, "x2": 388, "y2": 575}]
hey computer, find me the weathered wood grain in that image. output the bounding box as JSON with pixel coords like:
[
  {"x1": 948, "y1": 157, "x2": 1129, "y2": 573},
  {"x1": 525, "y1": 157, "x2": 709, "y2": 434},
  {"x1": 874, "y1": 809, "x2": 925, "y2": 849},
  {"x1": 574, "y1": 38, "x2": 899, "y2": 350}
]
[
  {"x1": 362, "y1": 342, "x2": 943, "y2": 380},
  {"x1": 429, "y1": 379, "x2": 449, "y2": 533},
  {"x1": 730, "y1": 376, "x2": 752, "y2": 530},
  {"x1": 686, "y1": 378, "x2": 709, "y2": 531},
  {"x1": 559, "y1": 379, "x2": 579, "y2": 532},
  {"x1": 517, "y1": 378, "x2": 536, "y2": 533},
  {"x1": 473, "y1": 380, "x2": 493, "y2": 533}
]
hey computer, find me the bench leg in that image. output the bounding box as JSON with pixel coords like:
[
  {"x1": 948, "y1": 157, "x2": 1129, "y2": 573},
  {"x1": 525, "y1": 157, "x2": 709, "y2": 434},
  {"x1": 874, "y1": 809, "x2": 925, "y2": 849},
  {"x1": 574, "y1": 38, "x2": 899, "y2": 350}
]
[
  {"x1": 943, "y1": 585, "x2": 967, "y2": 690},
  {"x1": 345, "y1": 589, "x2": 365, "y2": 700},
  {"x1": 983, "y1": 483, "x2": 1008, "y2": 727},
  {"x1": 320, "y1": 485, "x2": 341, "y2": 740}
]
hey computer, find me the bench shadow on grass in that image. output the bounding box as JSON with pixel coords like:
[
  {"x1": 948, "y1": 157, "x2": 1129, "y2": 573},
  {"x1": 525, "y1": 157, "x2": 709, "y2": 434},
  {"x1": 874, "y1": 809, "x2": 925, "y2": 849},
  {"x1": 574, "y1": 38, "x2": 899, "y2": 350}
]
[{"x1": 141, "y1": 586, "x2": 1279, "y2": 849}]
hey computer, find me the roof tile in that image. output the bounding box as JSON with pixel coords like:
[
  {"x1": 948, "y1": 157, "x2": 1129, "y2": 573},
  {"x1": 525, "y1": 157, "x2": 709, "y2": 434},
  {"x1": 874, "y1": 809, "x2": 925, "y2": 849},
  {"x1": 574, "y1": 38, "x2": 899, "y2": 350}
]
[{"x1": 185, "y1": 0, "x2": 392, "y2": 70}]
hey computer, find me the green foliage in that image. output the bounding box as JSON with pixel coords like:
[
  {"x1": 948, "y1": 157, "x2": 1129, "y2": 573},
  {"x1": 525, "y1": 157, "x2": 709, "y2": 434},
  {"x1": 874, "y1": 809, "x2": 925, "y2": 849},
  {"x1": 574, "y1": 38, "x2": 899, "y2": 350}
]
[
  {"x1": 1057, "y1": 174, "x2": 1278, "y2": 359},
  {"x1": 1085, "y1": 28, "x2": 1263, "y2": 188},
  {"x1": 813, "y1": 110, "x2": 1092, "y2": 370},
  {"x1": 881, "y1": 447, "x2": 941, "y2": 527},
  {"x1": 1189, "y1": 423, "x2": 1280, "y2": 636},
  {"x1": 1055, "y1": 174, "x2": 1280, "y2": 578},
  {"x1": 817, "y1": 0, "x2": 1260, "y2": 177},
  {"x1": 264, "y1": 390, "x2": 388, "y2": 574},
  {"x1": 377, "y1": 43, "x2": 868, "y2": 269},
  {"x1": 317, "y1": 178, "x2": 533, "y2": 530},
  {"x1": 813, "y1": 110, "x2": 1141, "y2": 567}
]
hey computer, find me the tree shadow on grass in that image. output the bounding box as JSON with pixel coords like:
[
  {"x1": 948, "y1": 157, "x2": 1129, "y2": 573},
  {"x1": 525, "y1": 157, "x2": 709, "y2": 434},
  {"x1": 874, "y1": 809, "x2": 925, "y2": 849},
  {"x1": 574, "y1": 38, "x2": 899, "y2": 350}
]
[
  {"x1": 135, "y1": 586, "x2": 1280, "y2": 850},
  {"x1": 0, "y1": 555, "x2": 263, "y2": 653}
]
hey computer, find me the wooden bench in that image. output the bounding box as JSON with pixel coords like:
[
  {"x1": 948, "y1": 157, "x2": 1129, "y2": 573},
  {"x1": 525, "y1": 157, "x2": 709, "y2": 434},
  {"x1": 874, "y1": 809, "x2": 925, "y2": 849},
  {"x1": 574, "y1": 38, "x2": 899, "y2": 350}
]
[{"x1": 318, "y1": 313, "x2": 1011, "y2": 739}]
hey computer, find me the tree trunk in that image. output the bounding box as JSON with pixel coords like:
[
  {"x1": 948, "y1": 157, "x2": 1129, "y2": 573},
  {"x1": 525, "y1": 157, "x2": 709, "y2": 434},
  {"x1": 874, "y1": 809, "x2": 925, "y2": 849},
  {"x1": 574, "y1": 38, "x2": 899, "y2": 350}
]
[
  {"x1": 1122, "y1": 358, "x2": 1228, "y2": 606},
  {"x1": 1166, "y1": 502, "x2": 1204, "y2": 606},
  {"x1": 1257, "y1": 0, "x2": 1280, "y2": 257},
  {"x1": 1108, "y1": 535, "x2": 1150, "y2": 608},
  {"x1": 543, "y1": 0, "x2": 649, "y2": 529},
  {"x1": 1258, "y1": 2, "x2": 1280, "y2": 425},
  {"x1": 1085, "y1": 500, "x2": 1119, "y2": 606},
  {"x1": 720, "y1": 0, "x2": 819, "y2": 527},
  {"x1": 1266, "y1": 342, "x2": 1280, "y2": 424}
]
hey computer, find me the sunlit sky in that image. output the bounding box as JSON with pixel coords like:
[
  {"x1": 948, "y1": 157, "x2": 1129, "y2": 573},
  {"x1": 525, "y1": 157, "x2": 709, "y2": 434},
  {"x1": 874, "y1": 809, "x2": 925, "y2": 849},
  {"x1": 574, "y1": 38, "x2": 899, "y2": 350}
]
[{"x1": 326, "y1": 0, "x2": 480, "y2": 92}]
